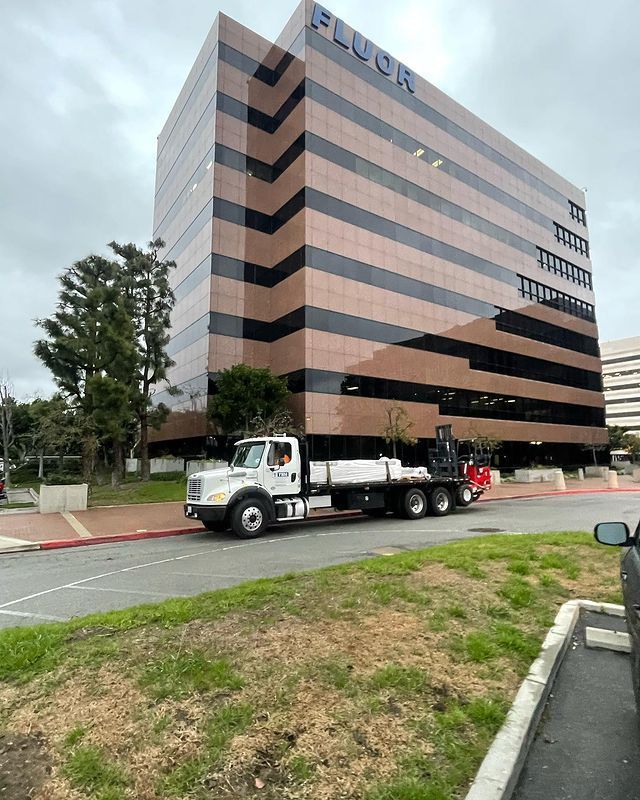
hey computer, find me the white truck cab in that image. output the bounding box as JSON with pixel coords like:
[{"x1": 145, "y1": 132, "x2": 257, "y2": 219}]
[
  {"x1": 185, "y1": 429, "x2": 486, "y2": 538},
  {"x1": 185, "y1": 436, "x2": 308, "y2": 536}
]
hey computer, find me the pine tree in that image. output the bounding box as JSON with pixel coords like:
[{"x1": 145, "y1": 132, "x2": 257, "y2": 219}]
[
  {"x1": 35, "y1": 255, "x2": 137, "y2": 482},
  {"x1": 109, "y1": 239, "x2": 176, "y2": 482}
]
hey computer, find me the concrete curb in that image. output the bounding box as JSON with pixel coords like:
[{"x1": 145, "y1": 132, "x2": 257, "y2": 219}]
[
  {"x1": 0, "y1": 536, "x2": 41, "y2": 554},
  {"x1": 464, "y1": 599, "x2": 626, "y2": 800}
]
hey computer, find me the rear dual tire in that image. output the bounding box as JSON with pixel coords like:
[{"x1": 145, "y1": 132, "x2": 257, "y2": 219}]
[
  {"x1": 401, "y1": 488, "x2": 427, "y2": 520},
  {"x1": 429, "y1": 486, "x2": 453, "y2": 517}
]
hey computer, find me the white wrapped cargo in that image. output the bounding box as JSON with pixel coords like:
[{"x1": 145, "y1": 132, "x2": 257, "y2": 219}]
[
  {"x1": 309, "y1": 458, "x2": 404, "y2": 485},
  {"x1": 402, "y1": 466, "x2": 430, "y2": 479}
]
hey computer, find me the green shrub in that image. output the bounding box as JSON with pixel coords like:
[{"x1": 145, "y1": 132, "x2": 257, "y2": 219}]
[
  {"x1": 44, "y1": 473, "x2": 82, "y2": 485},
  {"x1": 151, "y1": 471, "x2": 186, "y2": 482}
]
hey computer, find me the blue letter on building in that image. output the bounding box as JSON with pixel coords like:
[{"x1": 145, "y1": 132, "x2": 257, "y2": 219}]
[
  {"x1": 333, "y1": 18, "x2": 351, "y2": 49},
  {"x1": 311, "y1": 4, "x2": 331, "y2": 30},
  {"x1": 375, "y1": 51, "x2": 394, "y2": 76},
  {"x1": 352, "y1": 31, "x2": 373, "y2": 61},
  {"x1": 397, "y1": 64, "x2": 415, "y2": 94}
]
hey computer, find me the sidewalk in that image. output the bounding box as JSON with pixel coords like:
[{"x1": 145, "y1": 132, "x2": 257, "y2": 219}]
[
  {"x1": 0, "y1": 475, "x2": 638, "y2": 551},
  {"x1": 512, "y1": 610, "x2": 639, "y2": 800}
]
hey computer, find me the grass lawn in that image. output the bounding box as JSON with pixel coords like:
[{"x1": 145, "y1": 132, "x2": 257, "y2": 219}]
[
  {"x1": 10, "y1": 477, "x2": 188, "y2": 507},
  {"x1": 0, "y1": 532, "x2": 623, "y2": 800},
  {"x1": 88, "y1": 478, "x2": 187, "y2": 506},
  {"x1": 0, "y1": 502, "x2": 36, "y2": 510}
]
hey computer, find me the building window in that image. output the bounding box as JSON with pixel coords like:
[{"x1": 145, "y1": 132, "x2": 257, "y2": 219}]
[
  {"x1": 518, "y1": 275, "x2": 595, "y2": 322},
  {"x1": 569, "y1": 200, "x2": 587, "y2": 226},
  {"x1": 536, "y1": 247, "x2": 592, "y2": 289},
  {"x1": 554, "y1": 222, "x2": 589, "y2": 257}
]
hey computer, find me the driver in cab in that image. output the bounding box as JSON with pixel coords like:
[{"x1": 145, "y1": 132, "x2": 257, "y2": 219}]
[{"x1": 270, "y1": 445, "x2": 291, "y2": 469}]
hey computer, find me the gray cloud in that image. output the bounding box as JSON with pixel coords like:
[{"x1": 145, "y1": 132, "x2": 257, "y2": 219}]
[{"x1": 1, "y1": 0, "x2": 636, "y2": 399}]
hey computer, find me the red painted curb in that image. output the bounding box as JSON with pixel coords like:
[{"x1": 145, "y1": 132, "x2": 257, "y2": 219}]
[{"x1": 39, "y1": 527, "x2": 202, "y2": 550}]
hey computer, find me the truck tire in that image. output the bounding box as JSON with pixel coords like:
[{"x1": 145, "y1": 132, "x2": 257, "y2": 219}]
[
  {"x1": 430, "y1": 486, "x2": 452, "y2": 517},
  {"x1": 203, "y1": 520, "x2": 228, "y2": 533},
  {"x1": 456, "y1": 485, "x2": 474, "y2": 507},
  {"x1": 231, "y1": 498, "x2": 268, "y2": 538},
  {"x1": 401, "y1": 488, "x2": 427, "y2": 520}
]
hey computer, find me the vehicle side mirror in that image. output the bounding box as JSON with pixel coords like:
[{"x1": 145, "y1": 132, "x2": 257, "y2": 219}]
[{"x1": 594, "y1": 521, "x2": 632, "y2": 547}]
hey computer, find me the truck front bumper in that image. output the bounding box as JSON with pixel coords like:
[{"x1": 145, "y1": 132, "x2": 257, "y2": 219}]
[{"x1": 184, "y1": 504, "x2": 226, "y2": 523}]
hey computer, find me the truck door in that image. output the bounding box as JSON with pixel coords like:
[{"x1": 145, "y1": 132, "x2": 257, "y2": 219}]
[{"x1": 265, "y1": 441, "x2": 301, "y2": 496}]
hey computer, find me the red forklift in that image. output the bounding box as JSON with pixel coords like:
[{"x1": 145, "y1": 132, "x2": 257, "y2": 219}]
[{"x1": 429, "y1": 425, "x2": 492, "y2": 505}]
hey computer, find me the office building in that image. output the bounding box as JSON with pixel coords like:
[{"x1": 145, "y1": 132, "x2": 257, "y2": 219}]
[
  {"x1": 601, "y1": 336, "x2": 640, "y2": 433},
  {"x1": 150, "y1": 1, "x2": 606, "y2": 467}
]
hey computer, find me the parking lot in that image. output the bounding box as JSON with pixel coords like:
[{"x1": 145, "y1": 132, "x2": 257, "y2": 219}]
[{"x1": 1, "y1": 493, "x2": 637, "y2": 627}]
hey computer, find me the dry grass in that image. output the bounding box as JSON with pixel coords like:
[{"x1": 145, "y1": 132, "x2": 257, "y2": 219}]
[{"x1": 0, "y1": 532, "x2": 623, "y2": 800}]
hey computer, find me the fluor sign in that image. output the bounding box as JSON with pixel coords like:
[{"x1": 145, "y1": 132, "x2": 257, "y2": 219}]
[{"x1": 310, "y1": 4, "x2": 416, "y2": 94}]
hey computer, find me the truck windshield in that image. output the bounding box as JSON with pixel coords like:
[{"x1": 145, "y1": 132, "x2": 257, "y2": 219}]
[{"x1": 231, "y1": 443, "x2": 265, "y2": 469}]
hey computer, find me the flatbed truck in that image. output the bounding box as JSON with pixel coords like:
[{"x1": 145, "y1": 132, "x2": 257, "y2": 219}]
[{"x1": 184, "y1": 426, "x2": 491, "y2": 538}]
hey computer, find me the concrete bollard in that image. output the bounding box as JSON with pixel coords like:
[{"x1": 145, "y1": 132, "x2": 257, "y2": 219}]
[
  {"x1": 577, "y1": 468, "x2": 584, "y2": 481},
  {"x1": 553, "y1": 469, "x2": 566, "y2": 491},
  {"x1": 608, "y1": 470, "x2": 619, "y2": 489}
]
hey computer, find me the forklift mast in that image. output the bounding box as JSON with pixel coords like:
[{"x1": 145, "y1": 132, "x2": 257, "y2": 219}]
[{"x1": 429, "y1": 424, "x2": 459, "y2": 478}]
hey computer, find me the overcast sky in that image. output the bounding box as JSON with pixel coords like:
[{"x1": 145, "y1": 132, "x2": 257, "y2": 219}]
[{"x1": 1, "y1": 0, "x2": 638, "y2": 399}]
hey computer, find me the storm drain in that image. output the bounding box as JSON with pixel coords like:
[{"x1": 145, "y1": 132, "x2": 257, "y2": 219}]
[{"x1": 467, "y1": 527, "x2": 505, "y2": 533}]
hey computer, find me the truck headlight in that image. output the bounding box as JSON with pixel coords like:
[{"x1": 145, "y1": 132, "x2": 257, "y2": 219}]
[{"x1": 207, "y1": 492, "x2": 226, "y2": 502}]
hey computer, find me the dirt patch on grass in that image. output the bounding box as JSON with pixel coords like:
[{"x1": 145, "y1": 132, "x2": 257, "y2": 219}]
[
  {"x1": 0, "y1": 535, "x2": 622, "y2": 800},
  {"x1": 10, "y1": 666, "x2": 147, "y2": 756},
  {"x1": 0, "y1": 732, "x2": 50, "y2": 800}
]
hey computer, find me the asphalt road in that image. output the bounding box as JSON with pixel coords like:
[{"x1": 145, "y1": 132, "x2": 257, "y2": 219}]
[
  {"x1": 514, "y1": 610, "x2": 640, "y2": 800},
  {"x1": 0, "y1": 493, "x2": 638, "y2": 628}
]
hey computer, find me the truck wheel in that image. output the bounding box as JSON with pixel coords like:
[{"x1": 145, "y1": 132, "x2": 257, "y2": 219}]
[
  {"x1": 430, "y1": 486, "x2": 452, "y2": 516},
  {"x1": 231, "y1": 499, "x2": 268, "y2": 538},
  {"x1": 402, "y1": 488, "x2": 427, "y2": 519},
  {"x1": 203, "y1": 520, "x2": 228, "y2": 533},
  {"x1": 456, "y1": 485, "x2": 474, "y2": 507}
]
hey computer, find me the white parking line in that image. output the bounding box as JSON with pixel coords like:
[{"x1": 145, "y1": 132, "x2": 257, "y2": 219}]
[
  {"x1": 66, "y1": 585, "x2": 189, "y2": 598},
  {"x1": 0, "y1": 608, "x2": 66, "y2": 622},
  {"x1": 171, "y1": 571, "x2": 261, "y2": 579}
]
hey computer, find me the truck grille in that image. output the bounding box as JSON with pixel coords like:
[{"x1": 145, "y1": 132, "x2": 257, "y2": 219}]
[{"x1": 187, "y1": 477, "x2": 203, "y2": 502}]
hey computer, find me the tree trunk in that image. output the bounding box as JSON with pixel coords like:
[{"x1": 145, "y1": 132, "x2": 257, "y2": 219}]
[
  {"x1": 38, "y1": 453, "x2": 44, "y2": 479},
  {"x1": 1, "y1": 436, "x2": 9, "y2": 490},
  {"x1": 140, "y1": 411, "x2": 150, "y2": 482},
  {"x1": 392, "y1": 439, "x2": 397, "y2": 459},
  {"x1": 592, "y1": 444, "x2": 597, "y2": 467},
  {"x1": 111, "y1": 440, "x2": 125, "y2": 487},
  {"x1": 58, "y1": 453, "x2": 64, "y2": 472},
  {"x1": 0, "y1": 395, "x2": 12, "y2": 490},
  {"x1": 82, "y1": 435, "x2": 96, "y2": 484}
]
